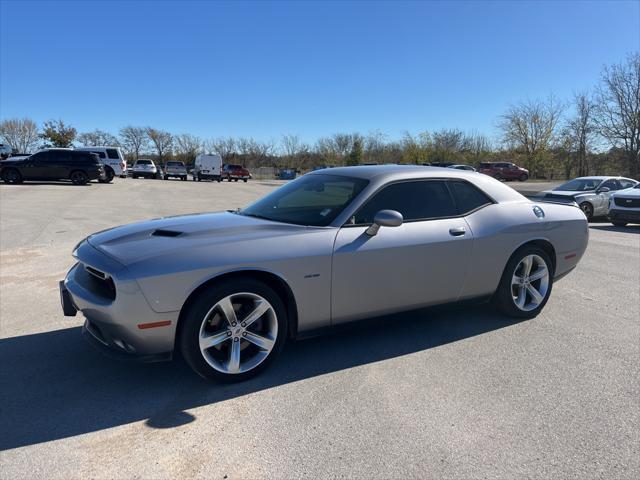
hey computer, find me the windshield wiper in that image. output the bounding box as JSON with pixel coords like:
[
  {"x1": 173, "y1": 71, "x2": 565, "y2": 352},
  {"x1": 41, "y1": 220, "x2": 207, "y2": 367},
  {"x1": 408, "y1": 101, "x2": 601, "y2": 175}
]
[{"x1": 240, "y1": 212, "x2": 275, "y2": 221}]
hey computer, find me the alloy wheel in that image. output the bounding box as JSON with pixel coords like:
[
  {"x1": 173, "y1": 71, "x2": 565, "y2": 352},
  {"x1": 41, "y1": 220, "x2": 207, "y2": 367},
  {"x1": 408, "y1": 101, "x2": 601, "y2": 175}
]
[
  {"x1": 511, "y1": 254, "x2": 550, "y2": 311},
  {"x1": 198, "y1": 292, "x2": 278, "y2": 374}
]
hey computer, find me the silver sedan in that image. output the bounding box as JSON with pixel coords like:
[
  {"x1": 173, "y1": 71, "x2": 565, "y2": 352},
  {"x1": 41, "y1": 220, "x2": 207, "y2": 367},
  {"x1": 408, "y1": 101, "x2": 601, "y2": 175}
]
[{"x1": 61, "y1": 166, "x2": 589, "y2": 381}]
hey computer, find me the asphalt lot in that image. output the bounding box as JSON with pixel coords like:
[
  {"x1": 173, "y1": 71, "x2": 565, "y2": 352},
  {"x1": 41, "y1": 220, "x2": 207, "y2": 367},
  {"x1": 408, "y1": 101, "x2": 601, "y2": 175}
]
[{"x1": 1, "y1": 177, "x2": 639, "y2": 479}]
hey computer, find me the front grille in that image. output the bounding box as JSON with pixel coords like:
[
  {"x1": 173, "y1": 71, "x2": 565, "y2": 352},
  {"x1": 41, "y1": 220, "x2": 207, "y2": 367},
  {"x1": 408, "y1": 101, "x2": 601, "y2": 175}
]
[
  {"x1": 76, "y1": 264, "x2": 116, "y2": 301},
  {"x1": 614, "y1": 197, "x2": 640, "y2": 208}
]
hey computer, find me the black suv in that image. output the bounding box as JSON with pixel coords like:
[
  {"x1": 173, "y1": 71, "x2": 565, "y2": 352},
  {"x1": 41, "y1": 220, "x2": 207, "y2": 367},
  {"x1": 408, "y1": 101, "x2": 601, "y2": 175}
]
[{"x1": 0, "y1": 149, "x2": 105, "y2": 185}]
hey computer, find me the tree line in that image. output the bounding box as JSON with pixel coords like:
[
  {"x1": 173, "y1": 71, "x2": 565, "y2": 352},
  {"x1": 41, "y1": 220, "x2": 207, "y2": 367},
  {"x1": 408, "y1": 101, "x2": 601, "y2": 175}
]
[{"x1": 1, "y1": 53, "x2": 638, "y2": 178}]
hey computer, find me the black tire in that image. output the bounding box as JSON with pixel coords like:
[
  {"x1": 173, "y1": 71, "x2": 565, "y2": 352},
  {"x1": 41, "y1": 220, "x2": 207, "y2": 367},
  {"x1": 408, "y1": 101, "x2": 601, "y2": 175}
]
[
  {"x1": 579, "y1": 202, "x2": 594, "y2": 221},
  {"x1": 132, "y1": 175, "x2": 138, "y2": 179},
  {"x1": 494, "y1": 173, "x2": 504, "y2": 181},
  {"x1": 1, "y1": 168, "x2": 23, "y2": 184},
  {"x1": 233, "y1": 178, "x2": 238, "y2": 182},
  {"x1": 70, "y1": 170, "x2": 89, "y2": 185},
  {"x1": 98, "y1": 167, "x2": 115, "y2": 183},
  {"x1": 492, "y1": 245, "x2": 554, "y2": 319},
  {"x1": 612, "y1": 220, "x2": 627, "y2": 227},
  {"x1": 179, "y1": 278, "x2": 288, "y2": 382},
  {"x1": 243, "y1": 179, "x2": 248, "y2": 183},
  {"x1": 519, "y1": 173, "x2": 528, "y2": 182}
]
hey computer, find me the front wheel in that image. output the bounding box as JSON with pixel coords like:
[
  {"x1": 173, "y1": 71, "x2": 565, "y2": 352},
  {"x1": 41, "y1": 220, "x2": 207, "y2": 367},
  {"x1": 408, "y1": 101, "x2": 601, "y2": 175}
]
[
  {"x1": 579, "y1": 202, "x2": 594, "y2": 221},
  {"x1": 493, "y1": 246, "x2": 553, "y2": 319},
  {"x1": 179, "y1": 279, "x2": 288, "y2": 382},
  {"x1": 519, "y1": 173, "x2": 528, "y2": 182}
]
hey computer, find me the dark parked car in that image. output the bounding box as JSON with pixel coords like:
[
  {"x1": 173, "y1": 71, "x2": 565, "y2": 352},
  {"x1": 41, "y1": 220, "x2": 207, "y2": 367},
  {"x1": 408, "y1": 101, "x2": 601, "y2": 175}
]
[
  {"x1": 222, "y1": 164, "x2": 251, "y2": 182},
  {"x1": 478, "y1": 162, "x2": 529, "y2": 181},
  {"x1": 0, "y1": 149, "x2": 105, "y2": 185}
]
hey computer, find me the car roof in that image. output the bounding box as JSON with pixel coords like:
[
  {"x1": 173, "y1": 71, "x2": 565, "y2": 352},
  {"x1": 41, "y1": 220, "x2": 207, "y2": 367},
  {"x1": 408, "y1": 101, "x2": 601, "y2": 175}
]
[
  {"x1": 308, "y1": 164, "x2": 478, "y2": 180},
  {"x1": 76, "y1": 146, "x2": 121, "y2": 149}
]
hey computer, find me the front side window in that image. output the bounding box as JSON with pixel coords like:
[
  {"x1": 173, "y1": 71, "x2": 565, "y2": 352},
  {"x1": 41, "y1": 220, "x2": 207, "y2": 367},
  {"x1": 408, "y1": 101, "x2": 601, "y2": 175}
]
[
  {"x1": 619, "y1": 179, "x2": 637, "y2": 189},
  {"x1": 91, "y1": 151, "x2": 106, "y2": 159},
  {"x1": 106, "y1": 149, "x2": 119, "y2": 159},
  {"x1": 600, "y1": 179, "x2": 620, "y2": 191},
  {"x1": 241, "y1": 174, "x2": 368, "y2": 227},
  {"x1": 449, "y1": 180, "x2": 493, "y2": 214},
  {"x1": 353, "y1": 180, "x2": 456, "y2": 224}
]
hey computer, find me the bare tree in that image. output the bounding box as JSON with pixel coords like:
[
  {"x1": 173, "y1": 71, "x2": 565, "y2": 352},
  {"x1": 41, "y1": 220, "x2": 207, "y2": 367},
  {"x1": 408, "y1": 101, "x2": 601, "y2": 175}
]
[
  {"x1": 565, "y1": 92, "x2": 597, "y2": 177},
  {"x1": 594, "y1": 53, "x2": 640, "y2": 176},
  {"x1": 281, "y1": 134, "x2": 308, "y2": 168},
  {"x1": 145, "y1": 128, "x2": 173, "y2": 163},
  {"x1": 0, "y1": 118, "x2": 40, "y2": 153},
  {"x1": 206, "y1": 137, "x2": 236, "y2": 160},
  {"x1": 498, "y1": 96, "x2": 564, "y2": 176},
  {"x1": 77, "y1": 129, "x2": 119, "y2": 147},
  {"x1": 174, "y1": 133, "x2": 202, "y2": 164},
  {"x1": 119, "y1": 126, "x2": 148, "y2": 161}
]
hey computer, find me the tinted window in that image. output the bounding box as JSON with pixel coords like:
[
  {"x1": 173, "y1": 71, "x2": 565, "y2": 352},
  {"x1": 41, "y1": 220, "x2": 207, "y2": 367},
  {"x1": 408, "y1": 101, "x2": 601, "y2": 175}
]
[
  {"x1": 106, "y1": 149, "x2": 119, "y2": 159},
  {"x1": 353, "y1": 180, "x2": 456, "y2": 224},
  {"x1": 600, "y1": 179, "x2": 620, "y2": 190},
  {"x1": 48, "y1": 150, "x2": 70, "y2": 162},
  {"x1": 136, "y1": 160, "x2": 152, "y2": 165},
  {"x1": 167, "y1": 161, "x2": 183, "y2": 166},
  {"x1": 30, "y1": 151, "x2": 48, "y2": 162},
  {"x1": 90, "y1": 150, "x2": 106, "y2": 159},
  {"x1": 241, "y1": 174, "x2": 368, "y2": 227},
  {"x1": 449, "y1": 180, "x2": 492, "y2": 214}
]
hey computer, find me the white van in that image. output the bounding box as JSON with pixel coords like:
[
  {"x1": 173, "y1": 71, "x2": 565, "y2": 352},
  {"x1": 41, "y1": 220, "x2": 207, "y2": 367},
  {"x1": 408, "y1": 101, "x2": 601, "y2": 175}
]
[
  {"x1": 194, "y1": 154, "x2": 222, "y2": 181},
  {"x1": 75, "y1": 146, "x2": 127, "y2": 181}
]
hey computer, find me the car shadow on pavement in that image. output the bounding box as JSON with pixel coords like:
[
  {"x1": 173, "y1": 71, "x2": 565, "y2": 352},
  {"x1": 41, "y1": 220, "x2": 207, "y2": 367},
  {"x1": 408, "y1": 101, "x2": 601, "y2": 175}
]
[
  {"x1": 0, "y1": 304, "x2": 522, "y2": 451},
  {"x1": 589, "y1": 224, "x2": 640, "y2": 233}
]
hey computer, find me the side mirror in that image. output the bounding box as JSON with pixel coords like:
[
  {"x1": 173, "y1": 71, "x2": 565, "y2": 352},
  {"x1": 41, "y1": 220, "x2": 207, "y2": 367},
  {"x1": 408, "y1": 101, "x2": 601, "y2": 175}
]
[
  {"x1": 597, "y1": 186, "x2": 610, "y2": 193},
  {"x1": 365, "y1": 210, "x2": 403, "y2": 236}
]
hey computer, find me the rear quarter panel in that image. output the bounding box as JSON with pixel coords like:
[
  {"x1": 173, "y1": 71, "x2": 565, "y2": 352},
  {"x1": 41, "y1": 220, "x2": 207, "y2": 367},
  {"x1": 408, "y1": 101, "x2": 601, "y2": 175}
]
[{"x1": 461, "y1": 201, "x2": 588, "y2": 299}]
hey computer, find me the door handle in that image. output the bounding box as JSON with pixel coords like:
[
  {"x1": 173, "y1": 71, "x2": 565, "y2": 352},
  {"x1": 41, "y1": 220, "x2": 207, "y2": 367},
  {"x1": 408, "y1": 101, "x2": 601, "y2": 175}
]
[{"x1": 449, "y1": 227, "x2": 466, "y2": 237}]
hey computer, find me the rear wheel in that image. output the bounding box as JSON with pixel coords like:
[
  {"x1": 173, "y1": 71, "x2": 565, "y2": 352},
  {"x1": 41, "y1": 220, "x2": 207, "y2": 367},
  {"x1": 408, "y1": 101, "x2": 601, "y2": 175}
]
[
  {"x1": 493, "y1": 246, "x2": 553, "y2": 319},
  {"x1": 579, "y1": 202, "x2": 594, "y2": 221},
  {"x1": 519, "y1": 173, "x2": 528, "y2": 182},
  {"x1": 98, "y1": 167, "x2": 114, "y2": 183},
  {"x1": 70, "y1": 170, "x2": 89, "y2": 185},
  {"x1": 1, "y1": 168, "x2": 23, "y2": 184},
  {"x1": 179, "y1": 278, "x2": 288, "y2": 381}
]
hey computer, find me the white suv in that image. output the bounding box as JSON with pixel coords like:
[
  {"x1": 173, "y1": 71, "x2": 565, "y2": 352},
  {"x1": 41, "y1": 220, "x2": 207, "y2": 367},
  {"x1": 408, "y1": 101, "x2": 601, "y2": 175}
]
[
  {"x1": 608, "y1": 183, "x2": 640, "y2": 226},
  {"x1": 131, "y1": 159, "x2": 159, "y2": 179},
  {"x1": 76, "y1": 146, "x2": 127, "y2": 181}
]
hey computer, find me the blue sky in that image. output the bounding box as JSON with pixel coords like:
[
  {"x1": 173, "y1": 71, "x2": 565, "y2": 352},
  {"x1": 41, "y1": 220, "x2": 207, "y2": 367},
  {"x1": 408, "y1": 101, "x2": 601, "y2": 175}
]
[{"x1": 1, "y1": 0, "x2": 638, "y2": 144}]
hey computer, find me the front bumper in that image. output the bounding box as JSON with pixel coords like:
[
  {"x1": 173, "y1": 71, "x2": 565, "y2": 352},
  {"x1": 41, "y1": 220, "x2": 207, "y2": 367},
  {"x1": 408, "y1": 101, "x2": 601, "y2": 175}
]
[
  {"x1": 61, "y1": 241, "x2": 178, "y2": 361},
  {"x1": 608, "y1": 208, "x2": 640, "y2": 223}
]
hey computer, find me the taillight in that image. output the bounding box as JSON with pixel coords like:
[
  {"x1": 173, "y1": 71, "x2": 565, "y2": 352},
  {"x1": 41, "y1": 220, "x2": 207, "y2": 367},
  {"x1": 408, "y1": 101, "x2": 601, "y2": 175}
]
[{"x1": 120, "y1": 162, "x2": 125, "y2": 169}]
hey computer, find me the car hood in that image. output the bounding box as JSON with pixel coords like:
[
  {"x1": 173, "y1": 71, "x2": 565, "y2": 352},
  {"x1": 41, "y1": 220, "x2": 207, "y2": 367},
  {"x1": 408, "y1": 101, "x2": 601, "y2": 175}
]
[
  {"x1": 86, "y1": 211, "x2": 311, "y2": 266},
  {"x1": 612, "y1": 187, "x2": 640, "y2": 198},
  {"x1": 541, "y1": 190, "x2": 593, "y2": 197}
]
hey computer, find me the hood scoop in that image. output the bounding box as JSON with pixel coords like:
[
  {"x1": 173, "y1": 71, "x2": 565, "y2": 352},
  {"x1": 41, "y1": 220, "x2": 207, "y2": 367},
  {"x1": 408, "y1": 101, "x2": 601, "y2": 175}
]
[{"x1": 151, "y1": 229, "x2": 183, "y2": 238}]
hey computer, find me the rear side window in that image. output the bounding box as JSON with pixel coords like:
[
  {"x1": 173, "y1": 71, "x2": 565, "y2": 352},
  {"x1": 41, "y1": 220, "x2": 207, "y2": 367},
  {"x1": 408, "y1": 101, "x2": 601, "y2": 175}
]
[
  {"x1": 106, "y1": 149, "x2": 120, "y2": 159},
  {"x1": 49, "y1": 150, "x2": 70, "y2": 162},
  {"x1": 448, "y1": 180, "x2": 493, "y2": 215},
  {"x1": 90, "y1": 150, "x2": 106, "y2": 159},
  {"x1": 354, "y1": 180, "x2": 457, "y2": 224}
]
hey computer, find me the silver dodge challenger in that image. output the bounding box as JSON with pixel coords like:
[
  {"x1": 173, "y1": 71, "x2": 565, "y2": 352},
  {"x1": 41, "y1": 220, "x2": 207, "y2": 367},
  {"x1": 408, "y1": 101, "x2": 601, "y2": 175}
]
[{"x1": 60, "y1": 166, "x2": 589, "y2": 381}]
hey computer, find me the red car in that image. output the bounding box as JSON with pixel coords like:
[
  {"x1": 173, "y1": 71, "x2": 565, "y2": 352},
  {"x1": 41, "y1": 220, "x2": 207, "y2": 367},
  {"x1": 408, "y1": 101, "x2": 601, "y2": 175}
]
[
  {"x1": 478, "y1": 162, "x2": 529, "y2": 181},
  {"x1": 221, "y1": 164, "x2": 251, "y2": 182}
]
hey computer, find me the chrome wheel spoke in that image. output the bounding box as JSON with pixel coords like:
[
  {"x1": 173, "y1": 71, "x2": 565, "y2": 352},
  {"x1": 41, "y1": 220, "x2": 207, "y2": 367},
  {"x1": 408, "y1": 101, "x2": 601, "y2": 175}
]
[
  {"x1": 521, "y1": 255, "x2": 533, "y2": 276},
  {"x1": 218, "y1": 296, "x2": 238, "y2": 326},
  {"x1": 526, "y1": 284, "x2": 544, "y2": 305},
  {"x1": 515, "y1": 285, "x2": 526, "y2": 309},
  {"x1": 227, "y1": 340, "x2": 241, "y2": 373},
  {"x1": 528, "y1": 266, "x2": 548, "y2": 282},
  {"x1": 199, "y1": 330, "x2": 230, "y2": 351},
  {"x1": 244, "y1": 332, "x2": 275, "y2": 351},
  {"x1": 242, "y1": 300, "x2": 270, "y2": 328}
]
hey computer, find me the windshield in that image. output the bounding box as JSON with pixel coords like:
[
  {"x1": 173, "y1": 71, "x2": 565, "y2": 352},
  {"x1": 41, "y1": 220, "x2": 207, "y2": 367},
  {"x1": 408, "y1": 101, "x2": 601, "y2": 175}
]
[
  {"x1": 555, "y1": 178, "x2": 602, "y2": 191},
  {"x1": 240, "y1": 174, "x2": 369, "y2": 227}
]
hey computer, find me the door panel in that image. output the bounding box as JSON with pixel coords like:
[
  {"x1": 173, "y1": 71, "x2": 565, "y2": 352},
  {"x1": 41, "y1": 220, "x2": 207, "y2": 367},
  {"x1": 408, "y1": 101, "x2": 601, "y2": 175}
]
[{"x1": 331, "y1": 218, "x2": 473, "y2": 324}]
